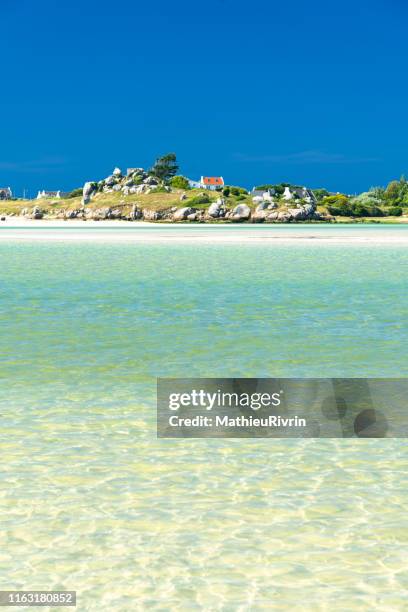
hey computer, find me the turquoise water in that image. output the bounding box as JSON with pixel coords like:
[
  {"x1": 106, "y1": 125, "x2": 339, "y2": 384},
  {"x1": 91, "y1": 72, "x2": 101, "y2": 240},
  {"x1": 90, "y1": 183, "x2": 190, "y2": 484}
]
[{"x1": 0, "y1": 234, "x2": 408, "y2": 610}]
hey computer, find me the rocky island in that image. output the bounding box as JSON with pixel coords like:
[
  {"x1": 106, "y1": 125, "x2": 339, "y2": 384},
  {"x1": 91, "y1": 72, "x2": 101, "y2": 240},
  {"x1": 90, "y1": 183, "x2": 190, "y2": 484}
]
[{"x1": 1, "y1": 154, "x2": 407, "y2": 223}]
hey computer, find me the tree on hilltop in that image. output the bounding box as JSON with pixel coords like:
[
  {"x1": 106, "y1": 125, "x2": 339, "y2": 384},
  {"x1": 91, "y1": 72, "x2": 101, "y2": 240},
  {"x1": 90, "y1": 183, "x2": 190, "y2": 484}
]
[{"x1": 149, "y1": 153, "x2": 179, "y2": 183}]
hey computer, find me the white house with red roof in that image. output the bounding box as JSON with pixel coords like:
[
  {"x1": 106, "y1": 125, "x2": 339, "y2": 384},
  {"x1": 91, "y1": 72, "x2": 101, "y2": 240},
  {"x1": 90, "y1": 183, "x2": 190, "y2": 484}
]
[{"x1": 188, "y1": 176, "x2": 225, "y2": 191}]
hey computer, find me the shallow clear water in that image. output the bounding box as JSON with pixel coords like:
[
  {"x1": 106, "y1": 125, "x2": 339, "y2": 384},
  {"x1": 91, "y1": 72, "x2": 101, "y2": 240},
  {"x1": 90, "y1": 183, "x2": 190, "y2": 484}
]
[{"x1": 0, "y1": 233, "x2": 407, "y2": 610}]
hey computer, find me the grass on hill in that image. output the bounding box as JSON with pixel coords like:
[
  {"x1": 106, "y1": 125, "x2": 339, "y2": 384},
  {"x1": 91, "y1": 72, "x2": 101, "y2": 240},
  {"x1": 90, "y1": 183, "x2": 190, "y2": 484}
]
[
  {"x1": 1, "y1": 188, "x2": 407, "y2": 222},
  {"x1": 0, "y1": 188, "x2": 254, "y2": 216}
]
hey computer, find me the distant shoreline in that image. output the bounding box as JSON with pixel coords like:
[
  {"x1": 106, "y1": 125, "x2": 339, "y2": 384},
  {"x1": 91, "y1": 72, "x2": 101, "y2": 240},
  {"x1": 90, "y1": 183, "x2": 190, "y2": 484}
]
[
  {"x1": 1, "y1": 219, "x2": 408, "y2": 245},
  {"x1": 1, "y1": 216, "x2": 408, "y2": 228}
]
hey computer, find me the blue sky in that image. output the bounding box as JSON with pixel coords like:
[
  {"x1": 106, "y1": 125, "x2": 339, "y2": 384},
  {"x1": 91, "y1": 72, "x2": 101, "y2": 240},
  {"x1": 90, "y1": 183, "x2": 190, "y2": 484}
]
[{"x1": 1, "y1": 0, "x2": 407, "y2": 196}]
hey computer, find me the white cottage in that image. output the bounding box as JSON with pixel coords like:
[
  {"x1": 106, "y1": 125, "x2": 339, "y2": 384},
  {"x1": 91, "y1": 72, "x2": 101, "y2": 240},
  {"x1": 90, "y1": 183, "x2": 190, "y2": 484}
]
[
  {"x1": 37, "y1": 190, "x2": 62, "y2": 199},
  {"x1": 283, "y1": 186, "x2": 316, "y2": 203}
]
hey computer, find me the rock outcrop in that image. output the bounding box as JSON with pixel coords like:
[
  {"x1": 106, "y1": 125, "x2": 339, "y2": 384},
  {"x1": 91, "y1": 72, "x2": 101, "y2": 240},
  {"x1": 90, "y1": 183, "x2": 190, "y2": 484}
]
[
  {"x1": 29, "y1": 206, "x2": 44, "y2": 219},
  {"x1": 252, "y1": 202, "x2": 279, "y2": 222},
  {"x1": 64, "y1": 209, "x2": 84, "y2": 219},
  {"x1": 82, "y1": 182, "x2": 97, "y2": 206},
  {"x1": 229, "y1": 203, "x2": 251, "y2": 222},
  {"x1": 207, "y1": 198, "x2": 227, "y2": 218},
  {"x1": 264, "y1": 202, "x2": 320, "y2": 223},
  {"x1": 82, "y1": 166, "x2": 166, "y2": 199},
  {"x1": 142, "y1": 209, "x2": 162, "y2": 221},
  {"x1": 130, "y1": 204, "x2": 143, "y2": 220},
  {"x1": 173, "y1": 207, "x2": 197, "y2": 221},
  {"x1": 52, "y1": 166, "x2": 325, "y2": 224}
]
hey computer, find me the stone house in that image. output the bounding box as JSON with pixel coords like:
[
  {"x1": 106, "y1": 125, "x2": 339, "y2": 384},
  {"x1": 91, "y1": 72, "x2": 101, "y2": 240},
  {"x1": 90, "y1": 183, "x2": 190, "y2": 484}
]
[
  {"x1": 251, "y1": 188, "x2": 275, "y2": 203},
  {"x1": 0, "y1": 187, "x2": 12, "y2": 200},
  {"x1": 282, "y1": 186, "x2": 316, "y2": 203}
]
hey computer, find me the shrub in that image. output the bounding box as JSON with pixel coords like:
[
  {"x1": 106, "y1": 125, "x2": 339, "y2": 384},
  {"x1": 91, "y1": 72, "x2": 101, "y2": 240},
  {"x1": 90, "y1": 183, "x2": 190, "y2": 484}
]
[
  {"x1": 384, "y1": 180, "x2": 402, "y2": 203},
  {"x1": 313, "y1": 188, "x2": 330, "y2": 201},
  {"x1": 327, "y1": 201, "x2": 384, "y2": 217},
  {"x1": 361, "y1": 205, "x2": 383, "y2": 217},
  {"x1": 186, "y1": 193, "x2": 211, "y2": 207},
  {"x1": 327, "y1": 204, "x2": 352, "y2": 216},
  {"x1": 324, "y1": 195, "x2": 350, "y2": 215},
  {"x1": 274, "y1": 184, "x2": 289, "y2": 196},
  {"x1": 369, "y1": 186, "x2": 386, "y2": 200},
  {"x1": 255, "y1": 184, "x2": 275, "y2": 191},
  {"x1": 66, "y1": 188, "x2": 83, "y2": 199},
  {"x1": 347, "y1": 203, "x2": 383, "y2": 217},
  {"x1": 388, "y1": 206, "x2": 403, "y2": 216},
  {"x1": 383, "y1": 177, "x2": 408, "y2": 205},
  {"x1": 255, "y1": 183, "x2": 298, "y2": 196},
  {"x1": 171, "y1": 175, "x2": 190, "y2": 190},
  {"x1": 368, "y1": 205, "x2": 384, "y2": 217},
  {"x1": 222, "y1": 187, "x2": 230, "y2": 197},
  {"x1": 322, "y1": 194, "x2": 349, "y2": 207},
  {"x1": 352, "y1": 192, "x2": 382, "y2": 207},
  {"x1": 225, "y1": 185, "x2": 248, "y2": 196}
]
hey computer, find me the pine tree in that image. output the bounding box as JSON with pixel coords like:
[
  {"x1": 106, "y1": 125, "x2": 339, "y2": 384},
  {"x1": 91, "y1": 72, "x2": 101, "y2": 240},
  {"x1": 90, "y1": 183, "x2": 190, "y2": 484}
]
[{"x1": 149, "y1": 153, "x2": 179, "y2": 183}]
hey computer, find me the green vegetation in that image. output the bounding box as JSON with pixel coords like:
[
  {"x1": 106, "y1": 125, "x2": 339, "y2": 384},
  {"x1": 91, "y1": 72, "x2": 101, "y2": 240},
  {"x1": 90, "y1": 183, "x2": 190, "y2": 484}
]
[
  {"x1": 1, "y1": 148, "x2": 407, "y2": 221},
  {"x1": 313, "y1": 188, "x2": 330, "y2": 201},
  {"x1": 383, "y1": 176, "x2": 408, "y2": 205},
  {"x1": 66, "y1": 188, "x2": 83, "y2": 198},
  {"x1": 388, "y1": 206, "x2": 403, "y2": 216},
  {"x1": 317, "y1": 177, "x2": 408, "y2": 218},
  {"x1": 254, "y1": 183, "x2": 302, "y2": 196},
  {"x1": 223, "y1": 186, "x2": 248, "y2": 197},
  {"x1": 185, "y1": 193, "x2": 211, "y2": 207},
  {"x1": 321, "y1": 194, "x2": 349, "y2": 207},
  {"x1": 170, "y1": 175, "x2": 190, "y2": 190},
  {"x1": 254, "y1": 184, "x2": 275, "y2": 191},
  {"x1": 1, "y1": 180, "x2": 407, "y2": 222},
  {"x1": 254, "y1": 183, "x2": 286, "y2": 195},
  {"x1": 325, "y1": 197, "x2": 383, "y2": 218},
  {"x1": 130, "y1": 174, "x2": 144, "y2": 185},
  {"x1": 149, "y1": 153, "x2": 179, "y2": 183}
]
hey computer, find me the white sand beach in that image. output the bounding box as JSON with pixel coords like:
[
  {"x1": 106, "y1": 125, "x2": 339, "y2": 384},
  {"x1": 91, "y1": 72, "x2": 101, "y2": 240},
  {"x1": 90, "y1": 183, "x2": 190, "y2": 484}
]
[{"x1": 1, "y1": 218, "x2": 408, "y2": 245}]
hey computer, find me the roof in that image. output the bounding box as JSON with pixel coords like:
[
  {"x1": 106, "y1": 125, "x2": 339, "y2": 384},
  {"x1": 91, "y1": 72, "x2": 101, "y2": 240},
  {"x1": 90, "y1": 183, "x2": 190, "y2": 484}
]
[
  {"x1": 291, "y1": 187, "x2": 316, "y2": 200},
  {"x1": 201, "y1": 176, "x2": 224, "y2": 186},
  {"x1": 251, "y1": 188, "x2": 275, "y2": 196},
  {"x1": 0, "y1": 187, "x2": 11, "y2": 192}
]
